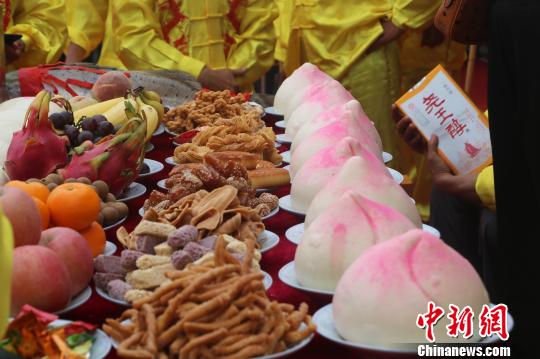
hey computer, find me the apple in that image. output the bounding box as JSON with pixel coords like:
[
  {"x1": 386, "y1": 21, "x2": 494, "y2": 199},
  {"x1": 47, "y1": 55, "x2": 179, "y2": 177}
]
[
  {"x1": 0, "y1": 186, "x2": 41, "y2": 247},
  {"x1": 40, "y1": 227, "x2": 94, "y2": 296},
  {"x1": 11, "y1": 245, "x2": 71, "y2": 315}
]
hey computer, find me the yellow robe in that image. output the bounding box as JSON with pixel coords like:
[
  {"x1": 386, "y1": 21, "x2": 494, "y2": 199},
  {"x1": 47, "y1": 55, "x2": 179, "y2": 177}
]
[
  {"x1": 65, "y1": 0, "x2": 107, "y2": 59},
  {"x1": 0, "y1": 206, "x2": 14, "y2": 337},
  {"x1": 101, "y1": 0, "x2": 277, "y2": 88},
  {"x1": 5, "y1": 0, "x2": 67, "y2": 71}
]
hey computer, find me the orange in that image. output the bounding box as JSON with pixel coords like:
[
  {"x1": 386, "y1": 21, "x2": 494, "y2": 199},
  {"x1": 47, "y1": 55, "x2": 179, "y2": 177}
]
[
  {"x1": 79, "y1": 222, "x2": 106, "y2": 257},
  {"x1": 32, "y1": 197, "x2": 50, "y2": 229},
  {"x1": 6, "y1": 180, "x2": 50, "y2": 203},
  {"x1": 47, "y1": 183, "x2": 101, "y2": 230}
]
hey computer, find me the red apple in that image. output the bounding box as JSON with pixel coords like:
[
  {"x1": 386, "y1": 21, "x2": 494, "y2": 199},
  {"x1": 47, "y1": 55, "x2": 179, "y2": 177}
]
[
  {"x1": 40, "y1": 227, "x2": 94, "y2": 296},
  {"x1": 11, "y1": 245, "x2": 71, "y2": 315},
  {"x1": 0, "y1": 186, "x2": 41, "y2": 247}
]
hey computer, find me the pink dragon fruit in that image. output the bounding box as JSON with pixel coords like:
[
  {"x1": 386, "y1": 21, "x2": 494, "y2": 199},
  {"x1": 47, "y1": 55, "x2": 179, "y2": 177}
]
[
  {"x1": 5, "y1": 91, "x2": 69, "y2": 180},
  {"x1": 59, "y1": 115, "x2": 146, "y2": 196}
]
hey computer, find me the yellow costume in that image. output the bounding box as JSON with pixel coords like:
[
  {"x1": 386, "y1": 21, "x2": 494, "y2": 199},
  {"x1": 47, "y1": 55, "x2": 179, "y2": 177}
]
[
  {"x1": 65, "y1": 0, "x2": 107, "y2": 59},
  {"x1": 275, "y1": 0, "x2": 439, "y2": 177},
  {"x1": 0, "y1": 206, "x2": 14, "y2": 337},
  {"x1": 4, "y1": 0, "x2": 66, "y2": 71},
  {"x1": 475, "y1": 165, "x2": 495, "y2": 211},
  {"x1": 102, "y1": 0, "x2": 277, "y2": 88}
]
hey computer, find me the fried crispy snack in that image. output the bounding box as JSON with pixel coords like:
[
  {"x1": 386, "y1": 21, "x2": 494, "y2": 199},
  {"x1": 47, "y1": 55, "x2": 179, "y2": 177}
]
[
  {"x1": 104, "y1": 236, "x2": 316, "y2": 359},
  {"x1": 174, "y1": 143, "x2": 212, "y2": 164}
]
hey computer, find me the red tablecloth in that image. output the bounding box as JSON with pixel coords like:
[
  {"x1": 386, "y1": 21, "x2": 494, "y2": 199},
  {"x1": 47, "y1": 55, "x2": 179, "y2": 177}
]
[{"x1": 63, "y1": 115, "x2": 416, "y2": 359}]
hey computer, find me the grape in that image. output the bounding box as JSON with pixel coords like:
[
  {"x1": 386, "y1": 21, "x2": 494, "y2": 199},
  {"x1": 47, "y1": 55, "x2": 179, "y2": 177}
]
[
  {"x1": 59, "y1": 111, "x2": 74, "y2": 126},
  {"x1": 93, "y1": 115, "x2": 107, "y2": 124},
  {"x1": 49, "y1": 113, "x2": 66, "y2": 129},
  {"x1": 77, "y1": 130, "x2": 94, "y2": 144},
  {"x1": 97, "y1": 121, "x2": 115, "y2": 136},
  {"x1": 64, "y1": 125, "x2": 79, "y2": 145},
  {"x1": 80, "y1": 117, "x2": 97, "y2": 132}
]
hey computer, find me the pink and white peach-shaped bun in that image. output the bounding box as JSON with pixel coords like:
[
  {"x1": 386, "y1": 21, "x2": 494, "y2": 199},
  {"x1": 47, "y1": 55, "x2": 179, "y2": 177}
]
[
  {"x1": 284, "y1": 81, "x2": 355, "y2": 134},
  {"x1": 290, "y1": 137, "x2": 365, "y2": 212},
  {"x1": 273, "y1": 63, "x2": 334, "y2": 116},
  {"x1": 305, "y1": 156, "x2": 423, "y2": 228},
  {"x1": 333, "y1": 229, "x2": 489, "y2": 347},
  {"x1": 291, "y1": 100, "x2": 382, "y2": 154},
  {"x1": 295, "y1": 191, "x2": 417, "y2": 291}
]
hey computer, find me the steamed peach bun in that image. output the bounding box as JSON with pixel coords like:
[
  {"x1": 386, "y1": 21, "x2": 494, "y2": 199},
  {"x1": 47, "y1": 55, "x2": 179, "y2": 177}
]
[
  {"x1": 333, "y1": 229, "x2": 490, "y2": 348},
  {"x1": 294, "y1": 191, "x2": 416, "y2": 291}
]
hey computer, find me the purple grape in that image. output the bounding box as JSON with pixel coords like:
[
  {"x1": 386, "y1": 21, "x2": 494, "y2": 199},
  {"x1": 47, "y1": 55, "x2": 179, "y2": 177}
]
[
  {"x1": 80, "y1": 117, "x2": 97, "y2": 132},
  {"x1": 77, "y1": 130, "x2": 94, "y2": 144},
  {"x1": 59, "y1": 111, "x2": 74, "y2": 126},
  {"x1": 93, "y1": 115, "x2": 107, "y2": 124},
  {"x1": 49, "y1": 113, "x2": 66, "y2": 129},
  {"x1": 97, "y1": 121, "x2": 115, "y2": 136},
  {"x1": 64, "y1": 125, "x2": 79, "y2": 145}
]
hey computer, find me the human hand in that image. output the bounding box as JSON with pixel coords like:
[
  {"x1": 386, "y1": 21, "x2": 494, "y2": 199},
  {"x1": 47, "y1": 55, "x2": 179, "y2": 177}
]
[
  {"x1": 367, "y1": 18, "x2": 405, "y2": 53},
  {"x1": 6, "y1": 39, "x2": 25, "y2": 63},
  {"x1": 392, "y1": 104, "x2": 427, "y2": 153},
  {"x1": 65, "y1": 43, "x2": 86, "y2": 64},
  {"x1": 420, "y1": 24, "x2": 445, "y2": 48},
  {"x1": 198, "y1": 67, "x2": 247, "y2": 91}
]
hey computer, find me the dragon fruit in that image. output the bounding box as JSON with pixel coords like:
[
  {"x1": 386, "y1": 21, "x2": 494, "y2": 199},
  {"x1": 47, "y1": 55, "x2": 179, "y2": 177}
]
[
  {"x1": 4, "y1": 91, "x2": 69, "y2": 180},
  {"x1": 59, "y1": 113, "x2": 146, "y2": 196}
]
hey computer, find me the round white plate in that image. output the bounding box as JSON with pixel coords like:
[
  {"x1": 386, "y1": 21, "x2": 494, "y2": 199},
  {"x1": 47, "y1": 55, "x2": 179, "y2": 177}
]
[
  {"x1": 139, "y1": 158, "x2": 164, "y2": 178},
  {"x1": 285, "y1": 223, "x2": 304, "y2": 245},
  {"x1": 422, "y1": 224, "x2": 441, "y2": 238},
  {"x1": 276, "y1": 134, "x2": 292, "y2": 145},
  {"x1": 258, "y1": 230, "x2": 280, "y2": 253},
  {"x1": 256, "y1": 188, "x2": 273, "y2": 194},
  {"x1": 387, "y1": 168, "x2": 404, "y2": 184},
  {"x1": 279, "y1": 195, "x2": 306, "y2": 217},
  {"x1": 275, "y1": 120, "x2": 286, "y2": 129},
  {"x1": 164, "y1": 126, "x2": 179, "y2": 136},
  {"x1": 382, "y1": 152, "x2": 393, "y2": 163},
  {"x1": 275, "y1": 141, "x2": 281, "y2": 148},
  {"x1": 138, "y1": 207, "x2": 144, "y2": 217},
  {"x1": 278, "y1": 261, "x2": 334, "y2": 296},
  {"x1": 264, "y1": 106, "x2": 284, "y2": 117},
  {"x1": 55, "y1": 286, "x2": 92, "y2": 314},
  {"x1": 261, "y1": 206, "x2": 280, "y2": 221},
  {"x1": 50, "y1": 319, "x2": 112, "y2": 359},
  {"x1": 103, "y1": 241, "x2": 117, "y2": 255},
  {"x1": 165, "y1": 156, "x2": 177, "y2": 166},
  {"x1": 95, "y1": 286, "x2": 130, "y2": 307},
  {"x1": 144, "y1": 142, "x2": 154, "y2": 153},
  {"x1": 153, "y1": 123, "x2": 165, "y2": 136},
  {"x1": 103, "y1": 215, "x2": 127, "y2": 231},
  {"x1": 281, "y1": 150, "x2": 291, "y2": 163},
  {"x1": 283, "y1": 165, "x2": 291, "y2": 172},
  {"x1": 262, "y1": 270, "x2": 273, "y2": 290},
  {"x1": 245, "y1": 101, "x2": 265, "y2": 117},
  {"x1": 117, "y1": 182, "x2": 146, "y2": 202},
  {"x1": 313, "y1": 303, "x2": 514, "y2": 352},
  {"x1": 157, "y1": 178, "x2": 168, "y2": 191},
  {"x1": 254, "y1": 327, "x2": 314, "y2": 359}
]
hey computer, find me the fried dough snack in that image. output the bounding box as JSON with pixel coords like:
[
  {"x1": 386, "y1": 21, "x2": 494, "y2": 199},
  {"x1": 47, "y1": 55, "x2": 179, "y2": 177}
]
[{"x1": 104, "y1": 236, "x2": 316, "y2": 359}]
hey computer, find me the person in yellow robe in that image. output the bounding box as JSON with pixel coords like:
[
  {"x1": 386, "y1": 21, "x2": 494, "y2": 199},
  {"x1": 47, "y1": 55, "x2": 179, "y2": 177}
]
[
  {"x1": 64, "y1": 0, "x2": 107, "y2": 64},
  {"x1": 101, "y1": 0, "x2": 277, "y2": 91},
  {"x1": 273, "y1": 0, "x2": 440, "y2": 180},
  {"x1": 4, "y1": 0, "x2": 66, "y2": 71}
]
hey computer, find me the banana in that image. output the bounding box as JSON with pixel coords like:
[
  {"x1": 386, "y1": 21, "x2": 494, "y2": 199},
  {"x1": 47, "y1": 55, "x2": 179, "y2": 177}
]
[
  {"x1": 140, "y1": 93, "x2": 165, "y2": 122},
  {"x1": 141, "y1": 90, "x2": 161, "y2": 102},
  {"x1": 139, "y1": 102, "x2": 159, "y2": 142},
  {"x1": 74, "y1": 97, "x2": 124, "y2": 123},
  {"x1": 102, "y1": 96, "x2": 140, "y2": 128}
]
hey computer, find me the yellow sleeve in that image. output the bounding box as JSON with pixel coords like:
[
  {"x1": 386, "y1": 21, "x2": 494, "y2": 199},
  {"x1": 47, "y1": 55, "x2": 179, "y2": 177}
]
[
  {"x1": 226, "y1": 0, "x2": 278, "y2": 88},
  {"x1": 392, "y1": 0, "x2": 440, "y2": 29},
  {"x1": 65, "y1": 0, "x2": 107, "y2": 58},
  {"x1": 0, "y1": 207, "x2": 14, "y2": 337},
  {"x1": 6, "y1": 0, "x2": 67, "y2": 69},
  {"x1": 475, "y1": 165, "x2": 496, "y2": 211},
  {"x1": 111, "y1": 0, "x2": 206, "y2": 78}
]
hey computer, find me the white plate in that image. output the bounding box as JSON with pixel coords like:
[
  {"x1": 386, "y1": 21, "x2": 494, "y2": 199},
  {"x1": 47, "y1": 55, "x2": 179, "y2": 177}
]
[
  {"x1": 138, "y1": 207, "x2": 144, "y2": 217},
  {"x1": 262, "y1": 270, "x2": 273, "y2": 290},
  {"x1": 164, "y1": 126, "x2": 179, "y2": 136},
  {"x1": 139, "y1": 158, "x2": 164, "y2": 178},
  {"x1": 283, "y1": 165, "x2": 291, "y2": 172},
  {"x1": 103, "y1": 241, "x2": 117, "y2": 255},
  {"x1": 245, "y1": 101, "x2": 265, "y2": 117},
  {"x1": 157, "y1": 178, "x2": 168, "y2": 191},
  {"x1": 383, "y1": 152, "x2": 393, "y2": 163},
  {"x1": 256, "y1": 188, "x2": 273, "y2": 194},
  {"x1": 285, "y1": 223, "x2": 304, "y2": 245},
  {"x1": 278, "y1": 261, "x2": 333, "y2": 296},
  {"x1": 279, "y1": 195, "x2": 306, "y2": 217},
  {"x1": 144, "y1": 142, "x2": 154, "y2": 153},
  {"x1": 313, "y1": 303, "x2": 514, "y2": 352},
  {"x1": 95, "y1": 286, "x2": 130, "y2": 307},
  {"x1": 387, "y1": 168, "x2": 404, "y2": 184},
  {"x1": 422, "y1": 224, "x2": 441, "y2": 238},
  {"x1": 153, "y1": 123, "x2": 165, "y2": 136},
  {"x1": 281, "y1": 150, "x2": 291, "y2": 163},
  {"x1": 117, "y1": 182, "x2": 146, "y2": 202},
  {"x1": 275, "y1": 120, "x2": 286, "y2": 129},
  {"x1": 261, "y1": 206, "x2": 280, "y2": 220},
  {"x1": 276, "y1": 134, "x2": 292, "y2": 145},
  {"x1": 103, "y1": 215, "x2": 127, "y2": 231},
  {"x1": 165, "y1": 156, "x2": 177, "y2": 166},
  {"x1": 258, "y1": 230, "x2": 280, "y2": 253},
  {"x1": 275, "y1": 142, "x2": 281, "y2": 148},
  {"x1": 55, "y1": 286, "x2": 92, "y2": 314},
  {"x1": 50, "y1": 319, "x2": 112, "y2": 359},
  {"x1": 264, "y1": 106, "x2": 284, "y2": 117},
  {"x1": 254, "y1": 327, "x2": 314, "y2": 359}
]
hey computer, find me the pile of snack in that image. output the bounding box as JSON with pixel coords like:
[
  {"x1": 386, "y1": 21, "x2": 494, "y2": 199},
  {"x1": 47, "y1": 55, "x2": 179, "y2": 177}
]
[{"x1": 103, "y1": 236, "x2": 315, "y2": 359}]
